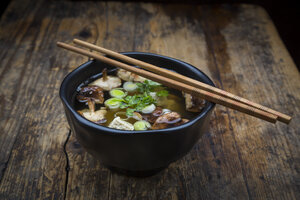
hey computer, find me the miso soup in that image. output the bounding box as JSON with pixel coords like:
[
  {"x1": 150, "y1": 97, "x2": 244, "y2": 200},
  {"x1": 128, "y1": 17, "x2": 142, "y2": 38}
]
[{"x1": 74, "y1": 68, "x2": 206, "y2": 131}]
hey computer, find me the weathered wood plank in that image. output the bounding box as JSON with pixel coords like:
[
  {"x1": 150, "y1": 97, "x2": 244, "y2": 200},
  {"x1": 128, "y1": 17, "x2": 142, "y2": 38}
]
[
  {"x1": 0, "y1": 0, "x2": 87, "y2": 199},
  {"x1": 156, "y1": 4, "x2": 252, "y2": 199},
  {"x1": 0, "y1": 1, "x2": 299, "y2": 200},
  {"x1": 63, "y1": 1, "x2": 139, "y2": 199},
  {"x1": 198, "y1": 4, "x2": 299, "y2": 200},
  {"x1": 109, "y1": 3, "x2": 250, "y2": 200}
]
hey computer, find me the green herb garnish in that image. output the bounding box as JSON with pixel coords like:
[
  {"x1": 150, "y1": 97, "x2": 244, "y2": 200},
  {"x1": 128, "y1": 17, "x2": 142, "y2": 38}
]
[
  {"x1": 111, "y1": 80, "x2": 169, "y2": 116},
  {"x1": 137, "y1": 80, "x2": 162, "y2": 93},
  {"x1": 121, "y1": 93, "x2": 156, "y2": 116},
  {"x1": 126, "y1": 108, "x2": 135, "y2": 116},
  {"x1": 157, "y1": 90, "x2": 169, "y2": 97}
]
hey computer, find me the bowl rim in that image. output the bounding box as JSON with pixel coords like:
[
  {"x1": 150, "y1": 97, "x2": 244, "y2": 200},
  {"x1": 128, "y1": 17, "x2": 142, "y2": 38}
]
[{"x1": 60, "y1": 52, "x2": 216, "y2": 135}]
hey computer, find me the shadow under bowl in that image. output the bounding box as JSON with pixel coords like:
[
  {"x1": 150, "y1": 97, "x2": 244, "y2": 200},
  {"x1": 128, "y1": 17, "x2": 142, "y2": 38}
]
[{"x1": 59, "y1": 52, "x2": 215, "y2": 176}]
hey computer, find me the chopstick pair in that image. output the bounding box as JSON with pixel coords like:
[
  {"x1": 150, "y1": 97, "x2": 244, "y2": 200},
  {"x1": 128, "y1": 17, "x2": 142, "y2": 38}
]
[{"x1": 57, "y1": 39, "x2": 292, "y2": 124}]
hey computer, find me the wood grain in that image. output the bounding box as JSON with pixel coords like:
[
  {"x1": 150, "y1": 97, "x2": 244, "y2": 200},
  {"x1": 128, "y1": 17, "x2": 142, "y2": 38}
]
[{"x1": 0, "y1": 1, "x2": 299, "y2": 200}]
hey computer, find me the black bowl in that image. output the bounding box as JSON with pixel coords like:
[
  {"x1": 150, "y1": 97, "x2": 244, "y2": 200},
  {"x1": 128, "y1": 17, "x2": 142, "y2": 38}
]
[{"x1": 60, "y1": 52, "x2": 215, "y2": 175}]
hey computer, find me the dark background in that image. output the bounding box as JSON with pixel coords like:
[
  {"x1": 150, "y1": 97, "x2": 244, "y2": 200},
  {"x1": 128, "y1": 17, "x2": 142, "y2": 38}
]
[{"x1": 1, "y1": 0, "x2": 299, "y2": 70}]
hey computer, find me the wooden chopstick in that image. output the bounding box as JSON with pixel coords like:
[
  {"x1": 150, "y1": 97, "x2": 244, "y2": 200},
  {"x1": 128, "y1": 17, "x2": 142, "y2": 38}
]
[
  {"x1": 57, "y1": 41, "x2": 279, "y2": 123},
  {"x1": 73, "y1": 39, "x2": 291, "y2": 124}
]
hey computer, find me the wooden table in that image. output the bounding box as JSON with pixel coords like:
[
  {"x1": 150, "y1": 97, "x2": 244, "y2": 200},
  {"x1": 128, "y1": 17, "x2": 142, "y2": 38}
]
[{"x1": 0, "y1": 0, "x2": 299, "y2": 199}]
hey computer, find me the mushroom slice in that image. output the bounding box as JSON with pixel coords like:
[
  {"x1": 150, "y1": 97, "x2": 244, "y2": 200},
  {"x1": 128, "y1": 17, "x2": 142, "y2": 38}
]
[
  {"x1": 77, "y1": 85, "x2": 104, "y2": 104},
  {"x1": 132, "y1": 112, "x2": 143, "y2": 121},
  {"x1": 108, "y1": 117, "x2": 134, "y2": 130},
  {"x1": 152, "y1": 112, "x2": 184, "y2": 130},
  {"x1": 117, "y1": 69, "x2": 133, "y2": 82},
  {"x1": 142, "y1": 106, "x2": 163, "y2": 124},
  {"x1": 133, "y1": 73, "x2": 147, "y2": 83},
  {"x1": 183, "y1": 93, "x2": 206, "y2": 112},
  {"x1": 117, "y1": 68, "x2": 147, "y2": 83},
  {"x1": 173, "y1": 118, "x2": 189, "y2": 126},
  {"x1": 90, "y1": 68, "x2": 122, "y2": 91},
  {"x1": 78, "y1": 109, "x2": 107, "y2": 124}
]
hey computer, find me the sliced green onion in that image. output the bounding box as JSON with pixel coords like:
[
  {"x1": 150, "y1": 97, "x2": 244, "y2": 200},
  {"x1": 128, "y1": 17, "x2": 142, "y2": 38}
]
[
  {"x1": 141, "y1": 104, "x2": 156, "y2": 114},
  {"x1": 109, "y1": 88, "x2": 127, "y2": 98},
  {"x1": 104, "y1": 98, "x2": 123, "y2": 109},
  {"x1": 123, "y1": 81, "x2": 138, "y2": 92},
  {"x1": 134, "y1": 120, "x2": 151, "y2": 131}
]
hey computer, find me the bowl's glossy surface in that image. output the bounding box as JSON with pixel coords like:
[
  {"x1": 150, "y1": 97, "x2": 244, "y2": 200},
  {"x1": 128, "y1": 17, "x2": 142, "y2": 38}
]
[{"x1": 60, "y1": 52, "x2": 215, "y2": 174}]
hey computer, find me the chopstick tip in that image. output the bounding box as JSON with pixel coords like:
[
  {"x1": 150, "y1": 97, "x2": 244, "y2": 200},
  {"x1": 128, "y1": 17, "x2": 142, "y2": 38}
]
[
  {"x1": 73, "y1": 38, "x2": 80, "y2": 43},
  {"x1": 279, "y1": 115, "x2": 292, "y2": 124},
  {"x1": 56, "y1": 41, "x2": 63, "y2": 46}
]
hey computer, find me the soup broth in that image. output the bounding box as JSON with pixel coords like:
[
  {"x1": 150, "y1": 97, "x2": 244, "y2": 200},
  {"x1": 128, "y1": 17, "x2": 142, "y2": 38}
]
[{"x1": 74, "y1": 68, "x2": 205, "y2": 131}]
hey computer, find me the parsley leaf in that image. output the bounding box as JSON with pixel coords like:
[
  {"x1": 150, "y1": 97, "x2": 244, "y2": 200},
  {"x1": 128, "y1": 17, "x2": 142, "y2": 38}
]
[
  {"x1": 126, "y1": 108, "x2": 135, "y2": 116},
  {"x1": 118, "y1": 80, "x2": 168, "y2": 116},
  {"x1": 157, "y1": 90, "x2": 169, "y2": 97}
]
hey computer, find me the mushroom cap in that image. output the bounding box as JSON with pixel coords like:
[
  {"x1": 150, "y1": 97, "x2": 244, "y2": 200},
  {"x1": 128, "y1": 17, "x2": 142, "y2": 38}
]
[
  {"x1": 79, "y1": 109, "x2": 107, "y2": 124},
  {"x1": 152, "y1": 112, "x2": 188, "y2": 130},
  {"x1": 183, "y1": 93, "x2": 206, "y2": 112},
  {"x1": 142, "y1": 107, "x2": 163, "y2": 123},
  {"x1": 117, "y1": 69, "x2": 147, "y2": 83},
  {"x1": 90, "y1": 76, "x2": 122, "y2": 91},
  {"x1": 77, "y1": 85, "x2": 104, "y2": 104}
]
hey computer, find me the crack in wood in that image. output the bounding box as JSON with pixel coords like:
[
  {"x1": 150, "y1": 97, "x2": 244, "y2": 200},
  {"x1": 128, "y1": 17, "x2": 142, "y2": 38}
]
[
  {"x1": 177, "y1": 169, "x2": 188, "y2": 200},
  {"x1": 0, "y1": 161, "x2": 8, "y2": 185},
  {"x1": 107, "y1": 171, "x2": 112, "y2": 200},
  {"x1": 63, "y1": 129, "x2": 71, "y2": 200}
]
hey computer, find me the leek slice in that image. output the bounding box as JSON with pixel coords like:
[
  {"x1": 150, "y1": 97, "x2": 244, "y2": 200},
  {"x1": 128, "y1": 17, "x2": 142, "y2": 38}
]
[
  {"x1": 104, "y1": 98, "x2": 123, "y2": 109},
  {"x1": 109, "y1": 88, "x2": 127, "y2": 98},
  {"x1": 134, "y1": 120, "x2": 151, "y2": 131},
  {"x1": 141, "y1": 104, "x2": 156, "y2": 114},
  {"x1": 123, "y1": 81, "x2": 138, "y2": 92}
]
